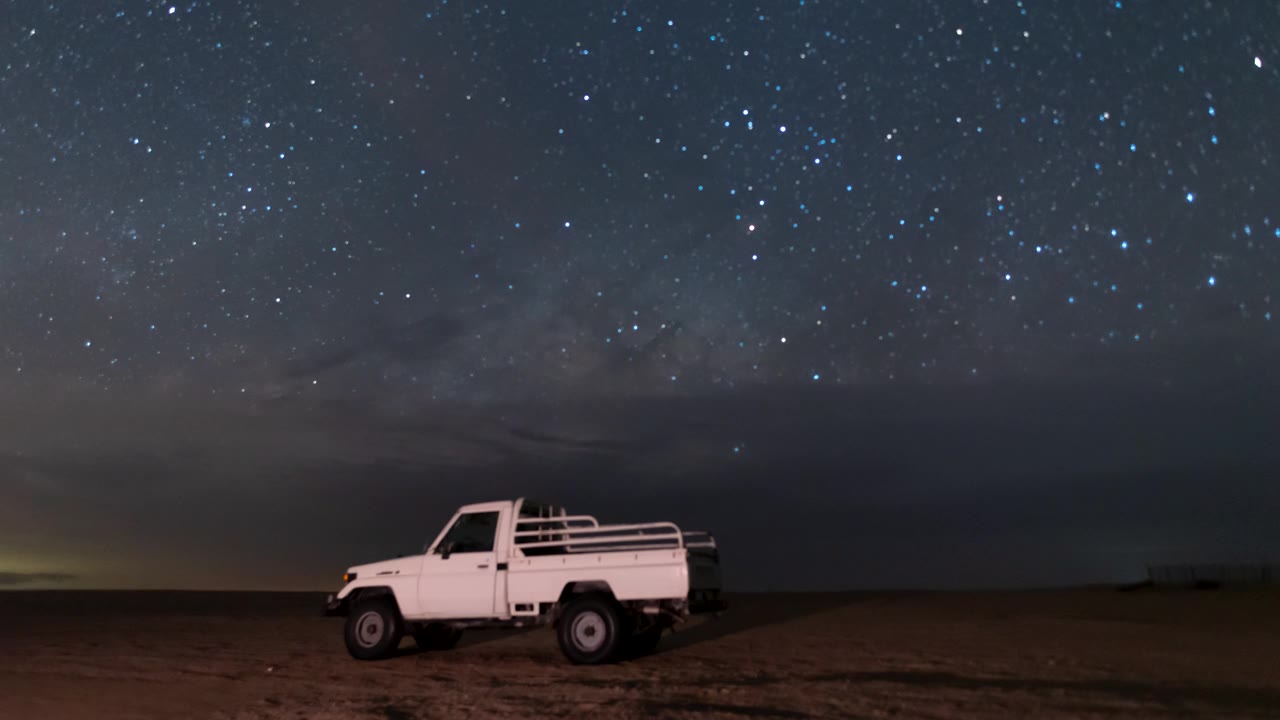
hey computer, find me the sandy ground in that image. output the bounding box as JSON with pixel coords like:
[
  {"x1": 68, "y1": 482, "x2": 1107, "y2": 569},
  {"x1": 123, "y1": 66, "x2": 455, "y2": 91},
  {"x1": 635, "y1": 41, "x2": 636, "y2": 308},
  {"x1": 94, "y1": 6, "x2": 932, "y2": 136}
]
[{"x1": 1, "y1": 589, "x2": 1278, "y2": 719}]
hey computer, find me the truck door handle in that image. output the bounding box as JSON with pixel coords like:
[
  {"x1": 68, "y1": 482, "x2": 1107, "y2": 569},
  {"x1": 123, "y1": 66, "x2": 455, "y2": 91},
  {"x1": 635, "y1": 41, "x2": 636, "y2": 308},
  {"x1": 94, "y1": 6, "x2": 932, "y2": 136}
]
[{"x1": 476, "y1": 564, "x2": 490, "y2": 569}]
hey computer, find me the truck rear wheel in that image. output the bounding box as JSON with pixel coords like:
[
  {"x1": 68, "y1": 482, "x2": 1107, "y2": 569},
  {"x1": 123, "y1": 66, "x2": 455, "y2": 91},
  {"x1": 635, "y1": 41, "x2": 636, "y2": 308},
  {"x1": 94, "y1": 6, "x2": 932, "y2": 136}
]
[
  {"x1": 344, "y1": 597, "x2": 402, "y2": 660},
  {"x1": 557, "y1": 594, "x2": 625, "y2": 664}
]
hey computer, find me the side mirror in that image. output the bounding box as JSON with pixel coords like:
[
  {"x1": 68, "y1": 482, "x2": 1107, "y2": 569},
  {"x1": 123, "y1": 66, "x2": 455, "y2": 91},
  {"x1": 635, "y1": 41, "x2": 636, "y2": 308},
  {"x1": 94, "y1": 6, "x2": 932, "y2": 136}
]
[{"x1": 439, "y1": 541, "x2": 455, "y2": 560}]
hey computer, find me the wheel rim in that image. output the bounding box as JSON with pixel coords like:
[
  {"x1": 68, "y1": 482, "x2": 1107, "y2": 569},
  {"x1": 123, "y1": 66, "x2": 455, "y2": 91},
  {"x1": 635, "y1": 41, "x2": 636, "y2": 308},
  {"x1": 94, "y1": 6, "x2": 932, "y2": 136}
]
[
  {"x1": 355, "y1": 610, "x2": 385, "y2": 648},
  {"x1": 571, "y1": 610, "x2": 608, "y2": 653}
]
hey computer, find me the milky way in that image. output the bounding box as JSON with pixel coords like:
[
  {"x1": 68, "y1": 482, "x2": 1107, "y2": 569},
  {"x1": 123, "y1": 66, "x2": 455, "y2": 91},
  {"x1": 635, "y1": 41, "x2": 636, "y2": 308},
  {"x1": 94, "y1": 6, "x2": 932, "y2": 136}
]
[{"x1": 2, "y1": 1, "x2": 1277, "y2": 408}]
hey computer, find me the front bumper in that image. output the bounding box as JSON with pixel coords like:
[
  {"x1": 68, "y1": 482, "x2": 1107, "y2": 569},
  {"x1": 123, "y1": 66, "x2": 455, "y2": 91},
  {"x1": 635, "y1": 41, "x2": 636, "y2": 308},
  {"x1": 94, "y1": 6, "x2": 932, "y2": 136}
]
[{"x1": 323, "y1": 593, "x2": 347, "y2": 617}]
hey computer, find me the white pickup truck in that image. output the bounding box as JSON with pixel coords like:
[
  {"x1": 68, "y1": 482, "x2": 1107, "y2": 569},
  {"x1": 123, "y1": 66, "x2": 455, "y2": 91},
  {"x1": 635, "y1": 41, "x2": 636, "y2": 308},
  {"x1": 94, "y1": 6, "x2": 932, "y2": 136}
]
[{"x1": 324, "y1": 498, "x2": 723, "y2": 664}]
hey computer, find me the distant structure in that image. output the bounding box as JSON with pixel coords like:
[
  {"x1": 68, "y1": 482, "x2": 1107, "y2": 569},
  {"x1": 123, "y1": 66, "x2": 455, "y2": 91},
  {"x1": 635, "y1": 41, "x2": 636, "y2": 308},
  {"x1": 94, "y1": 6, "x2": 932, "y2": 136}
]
[{"x1": 1147, "y1": 564, "x2": 1278, "y2": 588}]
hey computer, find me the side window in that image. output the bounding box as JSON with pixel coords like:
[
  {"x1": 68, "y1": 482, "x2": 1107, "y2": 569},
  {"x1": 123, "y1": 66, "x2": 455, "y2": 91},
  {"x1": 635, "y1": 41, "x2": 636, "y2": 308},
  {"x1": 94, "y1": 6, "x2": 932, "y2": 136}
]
[{"x1": 435, "y1": 511, "x2": 499, "y2": 554}]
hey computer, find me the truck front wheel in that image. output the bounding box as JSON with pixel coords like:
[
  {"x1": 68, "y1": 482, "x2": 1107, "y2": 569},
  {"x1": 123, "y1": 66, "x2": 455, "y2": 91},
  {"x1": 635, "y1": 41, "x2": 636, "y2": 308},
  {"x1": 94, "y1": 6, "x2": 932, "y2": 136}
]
[
  {"x1": 557, "y1": 594, "x2": 625, "y2": 664},
  {"x1": 344, "y1": 597, "x2": 402, "y2": 660}
]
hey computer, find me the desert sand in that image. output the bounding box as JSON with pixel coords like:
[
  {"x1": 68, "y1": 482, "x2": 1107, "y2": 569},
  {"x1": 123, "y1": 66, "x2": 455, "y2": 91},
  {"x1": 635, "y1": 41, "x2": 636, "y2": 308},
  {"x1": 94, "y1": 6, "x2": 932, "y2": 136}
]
[{"x1": 1, "y1": 589, "x2": 1278, "y2": 719}]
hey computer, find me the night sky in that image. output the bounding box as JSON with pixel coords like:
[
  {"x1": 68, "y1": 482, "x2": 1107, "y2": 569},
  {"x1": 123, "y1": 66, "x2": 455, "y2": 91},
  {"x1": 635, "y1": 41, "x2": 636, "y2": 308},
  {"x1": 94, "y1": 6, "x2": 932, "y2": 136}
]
[{"x1": 2, "y1": 1, "x2": 1278, "y2": 591}]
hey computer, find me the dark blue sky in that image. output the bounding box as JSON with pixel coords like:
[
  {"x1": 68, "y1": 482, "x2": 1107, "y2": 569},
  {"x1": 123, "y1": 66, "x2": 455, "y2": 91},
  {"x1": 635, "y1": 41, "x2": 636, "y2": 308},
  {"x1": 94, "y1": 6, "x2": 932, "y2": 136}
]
[{"x1": 1, "y1": 0, "x2": 1277, "y2": 590}]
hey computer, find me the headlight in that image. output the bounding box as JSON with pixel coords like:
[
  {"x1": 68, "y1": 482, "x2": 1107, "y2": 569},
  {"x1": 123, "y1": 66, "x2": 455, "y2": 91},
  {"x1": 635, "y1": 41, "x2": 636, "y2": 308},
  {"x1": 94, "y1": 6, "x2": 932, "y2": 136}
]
[{"x1": 342, "y1": 571, "x2": 357, "y2": 583}]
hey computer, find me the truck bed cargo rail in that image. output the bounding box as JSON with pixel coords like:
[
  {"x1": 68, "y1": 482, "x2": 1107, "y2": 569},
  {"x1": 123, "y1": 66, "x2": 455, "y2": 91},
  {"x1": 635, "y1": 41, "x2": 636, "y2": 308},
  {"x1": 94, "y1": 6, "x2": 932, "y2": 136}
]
[{"x1": 513, "y1": 516, "x2": 717, "y2": 553}]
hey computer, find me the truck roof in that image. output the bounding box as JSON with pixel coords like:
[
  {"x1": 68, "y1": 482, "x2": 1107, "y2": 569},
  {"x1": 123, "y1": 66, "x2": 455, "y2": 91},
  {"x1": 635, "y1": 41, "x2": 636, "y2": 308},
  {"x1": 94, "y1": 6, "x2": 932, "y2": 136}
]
[
  {"x1": 454, "y1": 497, "x2": 555, "y2": 514},
  {"x1": 454, "y1": 499, "x2": 517, "y2": 514}
]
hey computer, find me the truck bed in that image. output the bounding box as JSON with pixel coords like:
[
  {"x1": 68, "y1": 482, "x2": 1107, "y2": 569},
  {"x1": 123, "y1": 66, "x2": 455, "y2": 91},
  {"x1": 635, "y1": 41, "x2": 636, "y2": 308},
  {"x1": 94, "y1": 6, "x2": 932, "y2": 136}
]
[{"x1": 506, "y1": 515, "x2": 722, "y2": 605}]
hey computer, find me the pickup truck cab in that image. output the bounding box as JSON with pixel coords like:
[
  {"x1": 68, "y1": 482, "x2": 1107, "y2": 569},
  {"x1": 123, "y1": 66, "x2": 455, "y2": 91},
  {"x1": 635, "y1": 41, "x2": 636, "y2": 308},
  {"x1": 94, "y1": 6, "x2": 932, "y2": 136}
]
[{"x1": 325, "y1": 498, "x2": 723, "y2": 664}]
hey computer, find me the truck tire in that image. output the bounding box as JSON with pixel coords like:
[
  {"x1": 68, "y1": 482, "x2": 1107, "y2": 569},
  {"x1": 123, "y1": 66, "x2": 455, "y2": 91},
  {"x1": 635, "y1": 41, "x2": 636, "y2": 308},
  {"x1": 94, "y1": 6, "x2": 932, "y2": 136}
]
[
  {"x1": 413, "y1": 623, "x2": 463, "y2": 651},
  {"x1": 557, "y1": 594, "x2": 625, "y2": 664},
  {"x1": 344, "y1": 597, "x2": 402, "y2": 660}
]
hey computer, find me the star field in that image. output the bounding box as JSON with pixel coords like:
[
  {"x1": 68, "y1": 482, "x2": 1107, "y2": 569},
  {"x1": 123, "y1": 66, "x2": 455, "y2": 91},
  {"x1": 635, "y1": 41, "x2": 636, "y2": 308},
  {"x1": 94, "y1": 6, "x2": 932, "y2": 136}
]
[{"x1": 2, "y1": 0, "x2": 1277, "y2": 404}]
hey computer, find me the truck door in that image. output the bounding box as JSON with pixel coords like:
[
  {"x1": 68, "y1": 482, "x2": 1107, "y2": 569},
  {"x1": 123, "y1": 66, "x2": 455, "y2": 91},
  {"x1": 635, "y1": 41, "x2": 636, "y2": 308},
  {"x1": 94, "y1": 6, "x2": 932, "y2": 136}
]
[{"x1": 418, "y1": 510, "x2": 501, "y2": 618}]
